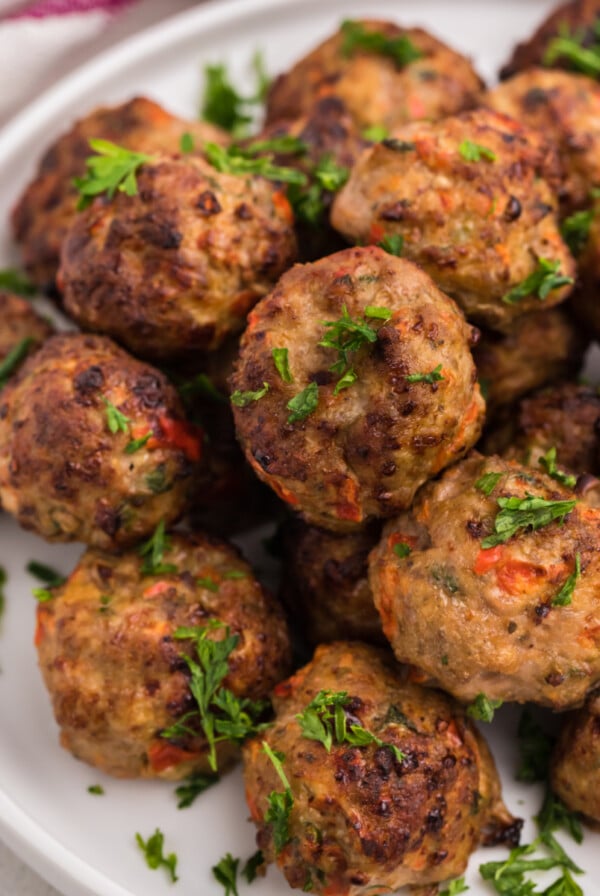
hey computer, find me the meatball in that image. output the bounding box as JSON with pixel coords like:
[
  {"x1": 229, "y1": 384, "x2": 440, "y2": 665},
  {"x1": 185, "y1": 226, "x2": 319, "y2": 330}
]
[
  {"x1": 266, "y1": 19, "x2": 483, "y2": 131},
  {"x1": 500, "y1": 0, "x2": 600, "y2": 81},
  {"x1": 551, "y1": 689, "x2": 600, "y2": 826},
  {"x1": 331, "y1": 108, "x2": 575, "y2": 332},
  {"x1": 483, "y1": 382, "x2": 600, "y2": 477},
  {"x1": 473, "y1": 307, "x2": 586, "y2": 413},
  {"x1": 36, "y1": 532, "x2": 291, "y2": 779},
  {"x1": 58, "y1": 153, "x2": 298, "y2": 360},
  {"x1": 11, "y1": 96, "x2": 227, "y2": 292},
  {"x1": 570, "y1": 197, "x2": 600, "y2": 339},
  {"x1": 369, "y1": 453, "x2": 600, "y2": 709},
  {"x1": 0, "y1": 290, "x2": 53, "y2": 383},
  {"x1": 0, "y1": 333, "x2": 202, "y2": 548},
  {"x1": 243, "y1": 642, "x2": 520, "y2": 895},
  {"x1": 485, "y1": 68, "x2": 600, "y2": 213},
  {"x1": 230, "y1": 246, "x2": 484, "y2": 532},
  {"x1": 280, "y1": 518, "x2": 385, "y2": 646}
]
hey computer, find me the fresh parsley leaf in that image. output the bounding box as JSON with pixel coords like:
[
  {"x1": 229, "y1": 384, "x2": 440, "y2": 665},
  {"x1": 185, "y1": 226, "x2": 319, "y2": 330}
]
[
  {"x1": 272, "y1": 347, "x2": 293, "y2": 383},
  {"x1": 341, "y1": 19, "x2": 424, "y2": 67},
  {"x1": 312, "y1": 154, "x2": 349, "y2": 192},
  {"x1": 180, "y1": 132, "x2": 195, "y2": 154},
  {"x1": 539, "y1": 447, "x2": 576, "y2": 488},
  {"x1": 481, "y1": 494, "x2": 577, "y2": 548},
  {"x1": 503, "y1": 258, "x2": 574, "y2": 305},
  {"x1": 561, "y1": 209, "x2": 594, "y2": 256},
  {"x1": 178, "y1": 372, "x2": 228, "y2": 405},
  {"x1": 101, "y1": 397, "x2": 130, "y2": 435},
  {"x1": 393, "y1": 542, "x2": 412, "y2": 558},
  {"x1": 319, "y1": 304, "x2": 391, "y2": 393},
  {"x1": 244, "y1": 135, "x2": 307, "y2": 157},
  {"x1": 0, "y1": 337, "x2": 34, "y2": 388},
  {"x1": 467, "y1": 693, "x2": 502, "y2": 723},
  {"x1": 87, "y1": 785, "x2": 104, "y2": 795},
  {"x1": 378, "y1": 233, "x2": 404, "y2": 256},
  {"x1": 262, "y1": 741, "x2": 293, "y2": 854},
  {"x1": 32, "y1": 588, "x2": 54, "y2": 603},
  {"x1": 362, "y1": 124, "x2": 389, "y2": 142},
  {"x1": 516, "y1": 709, "x2": 554, "y2": 783},
  {"x1": 287, "y1": 154, "x2": 349, "y2": 225},
  {"x1": 287, "y1": 382, "x2": 319, "y2": 423},
  {"x1": 405, "y1": 364, "x2": 444, "y2": 384},
  {"x1": 538, "y1": 789, "x2": 584, "y2": 845},
  {"x1": 201, "y1": 64, "x2": 253, "y2": 134},
  {"x1": 125, "y1": 432, "x2": 151, "y2": 454},
  {"x1": 544, "y1": 22, "x2": 600, "y2": 79},
  {"x1": 99, "y1": 594, "x2": 112, "y2": 614},
  {"x1": 175, "y1": 772, "x2": 217, "y2": 809},
  {"x1": 440, "y1": 879, "x2": 469, "y2": 896},
  {"x1": 138, "y1": 519, "x2": 178, "y2": 576},
  {"x1": 26, "y1": 560, "x2": 65, "y2": 587},
  {"x1": 230, "y1": 382, "x2": 270, "y2": 407},
  {"x1": 196, "y1": 576, "x2": 219, "y2": 592},
  {"x1": 552, "y1": 554, "x2": 581, "y2": 607},
  {"x1": 0, "y1": 268, "x2": 36, "y2": 297},
  {"x1": 135, "y1": 828, "x2": 178, "y2": 882},
  {"x1": 459, "y1": 140, "x2": 496, "y2": 162},
  {"x1": 204, "y1": 141, "x2": 307, "y2": 185},
  {"x1": 241, "y1": 850, "x2": 264, "y2": 884},
  {"x1": 222, "y1": 570, "x2": 247, "y2": 580},
  {"x1": 74, "y1": 139, "x2": 152, "y2": 210},
  {"x1": 212, "y1": 852, "x2": 240, "y2": 896},
  {"x1": 475, "y1": 472, "x2": 503, "y2": 496}
]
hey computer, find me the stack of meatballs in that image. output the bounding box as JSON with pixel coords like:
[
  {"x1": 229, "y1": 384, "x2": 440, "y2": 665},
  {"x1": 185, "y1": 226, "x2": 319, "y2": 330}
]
[{"x1": 3, "y1": 1, "x2": 600, "y2": 892}]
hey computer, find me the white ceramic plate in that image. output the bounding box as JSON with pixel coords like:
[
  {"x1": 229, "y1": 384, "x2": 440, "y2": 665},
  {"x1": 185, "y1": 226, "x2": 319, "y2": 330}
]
[{"x1": 0, "y1": 0, "x2": 597, "y2": 894}]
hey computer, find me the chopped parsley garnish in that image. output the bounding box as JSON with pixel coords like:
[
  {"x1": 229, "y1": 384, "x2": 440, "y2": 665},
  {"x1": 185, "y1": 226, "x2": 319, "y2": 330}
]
[
  {"x1": 212, "y1": 852, "x2": 240, "y2": 896},
  {"x1": 405, "y1": 364, "x2": 444, "y2": 384},
  {"x1": 296, "y1": 689, "x2": 405, "y2": 761},
  {"x1": 393, "y1": 542, "x2": 412, "y2": 558},
  {"x1": 561, "y1": 209, "x2": 594, "y2": 256},
  {"x1": 196, "y1": 576, "x2": 219, "y2": 592},
  {"x1": 440, "y1": 879, "x2": 469, "y2": 896},
  {"x1": 502, "y1": 258, "x2": 574, "y2": 305},
  {"x1": 466, "y1": 693, "x2": 502, "y2": 723},
  {"x1": 287, "y1": 154, "x2": 349, "y2": 225},
  {"x1": 99, "y1": 594, "x2": 112, "y2": 614},
  {"x1": 242, "y1": 850, "x2": 264, "y2": 884},
  {"x1": 459, "y1": 140, "x2": 496, "y2": 162},
  {"x1": 230, "y1": 382, "x2": 270, "y2": 407},
  {"x1": 0, "y1": 337, "x2": 34, "y2": 389},
  {"x1": 517, "y1": 708, "x2": 554, "y2": 783},
  {"x1": 378, "y1": 233, "x2": 404, "y2": 256},
  {"x1": 544, "y1": 20, "x2": 600, "y2": 79},
  {"x1": 481, "y1": 494, "x2": 577, "y2": 548},
  {"x1": 164, "y1": 622, "x2": 269, "y2": 772},
  {"x1": 135, "y1": 828, "x2": 178, "y2": 882},
  {"x1": 74, "y1": 139, "x2": 152, "y2": 210},
  {"x1": 146, "y1": 465, "x2": 171, "y2": 494},
  {"x1": 475, "y1": 471, "x2": 503, "y2": 496},
  {"x1": 138, "y1": 519, "x2": 178, "y2": 576},
  {"x1": 201, "y1": 54, "x2": 270, "y2": 135},
  {"x1": 539, "y1": 447, "x2": 576, "y2": 488},
  {"x1": 244, "y1": 135, "x2": 307, "y2": 156},
  {"x1": 180, "y1": 132, "x2": 195, "y2": 154},
  {"x1": 223, "y1": 569, "x2": 247, "y2": 580},
  {"x1": 362, "y1": 124, "x2": 389, "y2": 142},
  {"x1": 204, "y1": 141, "x2": 307, "y2": 185},
  {"x1": 101, "y1": 397, "x2": 130, "y2": 434},
  {"x1": 538, "y1": 788, "x2": 584, "y2": 845},
  {"x1": 0, "y1": 268, "x2": 36, "y2": 297},
  {"x1": 178, "y1": 372, "x2": 227, "y2": 405},
  {"x1": 33, "y1": 588, "x2": 54, "y2": 603},
  {"x1": 262, "y1": 741, "x2": 294, "y2": 854},
  {"x1": 319, "y1": 304, "x2": 391, "y2": 394},
  {"x1": 272, "y1": 347, "x2": 293, "y2": 383},
  {"x1": 26, "y1": 560, "x2": 65, "y2": 587},
  {"x1": 341, "y1": 19, "x2": 424, "y2": 68},
  {"x1": 87, "y1": 784, "x2": 104, "y2": 795},
  {"x1": 287, "y1": 381, "x2": 319, "y2": 423},
  {"x1": 175, "y1": 772, "x2": 218, "y2": 808},
  {"x1": 125, "y1": 432, "x2": 152, "y2": 454},
  {"x1": 312, "y1": 154, "x2": 350, "y2": 192},
  {"x1": 552, "y1": 553, "x2": 581, "y2": 607}
]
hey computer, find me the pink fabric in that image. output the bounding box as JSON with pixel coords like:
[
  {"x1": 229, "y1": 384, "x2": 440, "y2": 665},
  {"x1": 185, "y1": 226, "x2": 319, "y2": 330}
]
[{"x1": 8, "y1": 0, "x2": 135, "y2": 19}]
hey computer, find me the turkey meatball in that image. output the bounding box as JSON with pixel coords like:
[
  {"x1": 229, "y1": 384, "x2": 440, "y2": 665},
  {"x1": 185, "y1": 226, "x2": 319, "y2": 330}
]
[
  {"x1": 230, "y1": 246, "x2": 484, "y2": 532},
  {"x1": 0, "y1": 290, "x2": 53, "y2": 384},
  {"x1": 36, "y1": 532, "x2": 291, "y2": 779},
  {"x1": 58, "y1": 153, "x2": 298, "y2": 360},
  {"x1": 11, "y1": 96, "x2": 227, "y2": 292},
  {"x1": 331, "y1": 109, "x2": 575, "y2": 332},
  {"x1": 473, "y1": 307, "x2": 586, "y2": 413},
  {"x1": 486, "y1": 68, "x2": 600, "y2": 213},
  {"x1": 280, "y1": 518, "x2": 385, "y2": 646},
  {"x1": 243, "y1": 642, "x2": 520, "y2": 895},
  {"x1": 0, "y1": 333, "x2": 202, "y2": 548},
  {"x1": 551, "y1": 689, "x2": 600, "y2": 827},
  {"x1": 266, "y1": 19, "x2": 483, "y2": 132},
  {"x1": 500, "y1": 0, "x2": 600, "y2": 81},
  {"x1": 369, "y1": 453, "x2": 600, "y2": 709}
]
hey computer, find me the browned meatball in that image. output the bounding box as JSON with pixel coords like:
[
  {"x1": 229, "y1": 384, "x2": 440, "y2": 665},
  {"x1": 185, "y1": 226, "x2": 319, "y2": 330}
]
[
  {"x1": 0, "y1": 333, "x2": 202, "y2": 548},
  {"x1": 473, "y1": 307, "x2": 586, "y2": 413},
  {"x1": 36, "y1": 532, "x2": 291, "y2": 779},
  {"x1": 332, "y1": 109, "x2": 575, "y2": 333},
  {"x1": 484, "y1": 382, "x2": 600, "y2": 477},
  {"x1": 243, "y1": 642, "x2": 520, "y2": 895},
  {"x1": 500, "y1": 0, "x2": 600, "y2": 81},
  {"x1": 369, "y1": 453, "x2": 600, "y2": 710},
  {"x1": 231, "y1": 246, "x2": 484, "y2": 533},
  {"x1": 0, "y1": 291, "x2": 53, "y2": 383},
  {"x1": 551, "y1": 689, "x2": 600, "y2": 826},
  {"x1": 486, "y1": 68, "x2": 600, "y2": 213},
  {"x1": 280, "y1": 518, "x2": 385, "y2": 646},
  {"x1": 570, "y1": 197, "x2": 600, "y2": 338},
  {"x1": 11, "y1": 96, "x2": 227, "y2": 292},
  {"x1": 58, "y1": 153, "x2": 298, "y2": 360},
  {"x1": 266, "y1": 19, "x2": 484, "y2": 132}
]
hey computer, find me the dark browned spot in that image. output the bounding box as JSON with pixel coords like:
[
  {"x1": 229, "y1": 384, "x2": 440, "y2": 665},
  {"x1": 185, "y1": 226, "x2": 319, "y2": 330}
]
[{"x1": 196, "y1": 191, "x2": 222, "y2": 216}]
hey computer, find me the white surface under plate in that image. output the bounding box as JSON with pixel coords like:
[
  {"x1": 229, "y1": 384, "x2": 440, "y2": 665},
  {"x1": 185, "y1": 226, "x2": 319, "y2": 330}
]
[{"x1": 0, "y1": 0, "x2": 597, "y2": 894}]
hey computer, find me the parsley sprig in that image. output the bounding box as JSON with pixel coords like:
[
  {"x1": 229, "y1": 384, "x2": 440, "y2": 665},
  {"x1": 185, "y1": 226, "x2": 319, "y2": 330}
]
[
  {"x1": 405, "y1": 364, "x2": 444, "y2": 385},
  {"x1": 201, "y1": 53, "x2": 270, "y2": 136},
  {"x1": 341, "y1": 19, "x2": 424, "y2": 68},
  {"x1": 287, "y1": 381, "x2": 319, "y2": 423},
  {"x1": 230, "y1": 382, "x2": 270, "y2": 408},
  {"x1": 539, "y1": 447, "x2": 576, "y2": 488},
  {"x1": 552, "y1": 553, "x2": 581, "y2": 607},
  {"x1": 0, "y1": 268, "x2": 36, "y2": 297},
  {"x1": 174, "y1": 772, "x2": 218, "y2": 809},
  {"x1": 561, "y1": 209, "x2": 594, "y2": 256},
  {"x1": 296, "y1": 689, "x2": 405, "y2": 760},
  {"x1": 262, "y1": 741, "x2": 294, "y2": 854},
  {"x1": 481, "y1": 494, "x2": 577, "y2": 549},
  {"x1": 502, "y1": 258, "x2": 574, "y2": 305},
  {"x1": 467, "y1": 693, "x2": 502, "y2": 723},
  {"x1": 74, "y1": 139, "x2": 152, "y2": 210},
  {"x1": 212, "y1": 853, "x2": 240, "y2": 896},
  {"x1": 287, "y1": 154, "x2": 349, "y2": 225},
  {"x1": 544, "y1": 19, "x2": 600, "y2": 79},
  {"x1": 0, "y1": 337, "x2": 34, "y2": 389},
  {"x1": 135, "y1": 828, "x2": 178, "y2": 883},
  {"x1": 138, "y1": 519, "x2": 178, "y2": 576},
  {"x1": 319, "y1": 304, "x2": 391, "y2": 394},
  {"x1": 204, "y1": 141, "x2": 307, "y2": 185}
]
